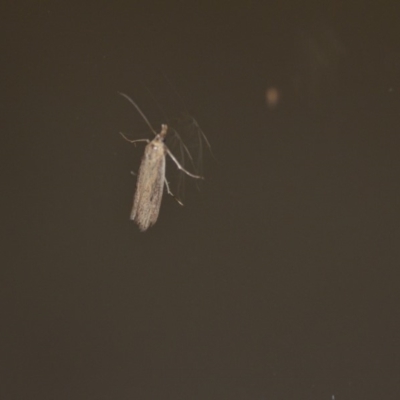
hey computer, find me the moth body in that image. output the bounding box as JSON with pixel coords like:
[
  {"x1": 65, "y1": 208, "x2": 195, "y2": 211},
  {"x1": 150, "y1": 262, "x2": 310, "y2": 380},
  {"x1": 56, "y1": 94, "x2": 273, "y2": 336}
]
[
  {"x1": 130, "y1": 126, "x2": 168, "y2": 231},
  {"x1": 119, "y1": 92, "x2": 206, "y2": 231}
]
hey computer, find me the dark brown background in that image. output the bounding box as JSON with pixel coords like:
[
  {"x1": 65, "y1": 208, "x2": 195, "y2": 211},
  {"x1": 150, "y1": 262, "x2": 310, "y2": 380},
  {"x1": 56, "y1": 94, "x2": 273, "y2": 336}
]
[{"x1": 2, "y1": 2, "x2": 400, "y2": 399}]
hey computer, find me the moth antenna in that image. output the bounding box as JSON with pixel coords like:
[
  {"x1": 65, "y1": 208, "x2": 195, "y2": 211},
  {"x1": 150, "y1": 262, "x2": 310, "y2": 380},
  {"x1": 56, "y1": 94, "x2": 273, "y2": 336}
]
[{"x1": 118, "y1": 92, "x2": 157, "y2": 136}]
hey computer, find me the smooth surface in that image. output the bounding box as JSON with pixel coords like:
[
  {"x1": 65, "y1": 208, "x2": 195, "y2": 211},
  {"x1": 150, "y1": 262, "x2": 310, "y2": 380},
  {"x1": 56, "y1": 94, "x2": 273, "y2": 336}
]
[{"x1": 2, "y1": 2, "x2": 400, "y2": 399}]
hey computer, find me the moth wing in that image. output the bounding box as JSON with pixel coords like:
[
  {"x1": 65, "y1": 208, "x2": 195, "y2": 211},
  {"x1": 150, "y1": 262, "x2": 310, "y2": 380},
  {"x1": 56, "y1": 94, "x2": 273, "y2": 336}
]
[{"x1": 131, "y1": 142, "x2": 166, "y2": 231}]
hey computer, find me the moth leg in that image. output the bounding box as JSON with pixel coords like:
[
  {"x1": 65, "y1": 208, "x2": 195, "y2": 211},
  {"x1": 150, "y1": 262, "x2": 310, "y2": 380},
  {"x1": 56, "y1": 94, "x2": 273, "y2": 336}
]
[
  {"x1": 164, "y1": 179, "x2": 184, "y2": 206},
  {"x1": 166, "y1": 148, "x2": 204, "y2": 179},
  {"x1": 119, "y1": 132, "x2": 150, "y2": 146}
]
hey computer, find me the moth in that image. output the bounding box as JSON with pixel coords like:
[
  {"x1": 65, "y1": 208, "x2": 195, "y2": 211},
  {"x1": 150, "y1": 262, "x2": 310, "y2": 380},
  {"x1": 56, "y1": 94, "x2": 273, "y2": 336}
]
[{"x1": 119, "y1": 92, "x2": 205, "y2": 231}]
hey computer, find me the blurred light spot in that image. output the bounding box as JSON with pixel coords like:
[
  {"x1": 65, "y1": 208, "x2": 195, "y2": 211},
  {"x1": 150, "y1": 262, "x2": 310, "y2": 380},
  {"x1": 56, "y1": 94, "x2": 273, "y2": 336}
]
[{"x1": 265, "y1": 87, "x2": 280, "y2": 109}]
